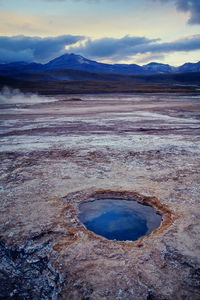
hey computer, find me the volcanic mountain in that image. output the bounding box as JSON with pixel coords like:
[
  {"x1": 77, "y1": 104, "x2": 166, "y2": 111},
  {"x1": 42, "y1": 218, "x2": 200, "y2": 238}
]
[{"x1": 0, "y1": 53, "x2": 200, "y2": 76}]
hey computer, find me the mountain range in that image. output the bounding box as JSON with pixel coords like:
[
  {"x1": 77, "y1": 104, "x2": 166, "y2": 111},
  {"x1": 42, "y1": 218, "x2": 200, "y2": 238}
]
[
  {"x1": 0, "y1": 53, "x2": 200, "y2": 77},
  {"x1": 0, "y1": 53, "x2": 199, "y2": 94}
]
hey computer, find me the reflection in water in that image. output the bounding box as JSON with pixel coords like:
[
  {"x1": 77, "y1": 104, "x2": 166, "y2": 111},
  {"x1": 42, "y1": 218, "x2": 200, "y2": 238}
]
[{"x1": 78, "y1": 199, "x2": 162, "y2": 241}]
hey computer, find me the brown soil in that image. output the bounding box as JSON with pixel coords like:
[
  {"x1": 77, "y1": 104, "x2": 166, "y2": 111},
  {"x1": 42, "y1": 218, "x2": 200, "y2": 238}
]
[{"x1": 0, "y1": 93, "x2": 200, "y2": 299}]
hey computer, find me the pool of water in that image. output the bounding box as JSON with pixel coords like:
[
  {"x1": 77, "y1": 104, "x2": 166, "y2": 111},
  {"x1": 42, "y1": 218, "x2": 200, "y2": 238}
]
[{"x1": 78, "y1": 198, "x2": 162, "y2": 241}]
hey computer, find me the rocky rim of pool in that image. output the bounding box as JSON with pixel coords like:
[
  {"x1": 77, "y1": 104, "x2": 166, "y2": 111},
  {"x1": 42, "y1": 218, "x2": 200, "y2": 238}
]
[{"x1": 69, "y1": 190, "x2": 176, "y2": 244}]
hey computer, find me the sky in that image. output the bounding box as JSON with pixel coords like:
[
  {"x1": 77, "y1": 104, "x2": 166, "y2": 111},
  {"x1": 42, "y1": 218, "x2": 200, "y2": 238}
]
[{"x1": 0, "y1": 0, "x2": 200, "y2": 65}]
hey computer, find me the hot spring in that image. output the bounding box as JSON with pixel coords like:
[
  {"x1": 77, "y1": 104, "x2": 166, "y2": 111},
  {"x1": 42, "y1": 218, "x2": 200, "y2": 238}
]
[{"x1": 78, "y1": 194, "x2": 162, "y2": 242}]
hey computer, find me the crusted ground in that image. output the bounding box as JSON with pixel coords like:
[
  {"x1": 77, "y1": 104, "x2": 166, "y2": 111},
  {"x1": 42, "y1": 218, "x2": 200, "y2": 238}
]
[{"x1": 0, "y1": 93, "x2": 200, "y2": 299}]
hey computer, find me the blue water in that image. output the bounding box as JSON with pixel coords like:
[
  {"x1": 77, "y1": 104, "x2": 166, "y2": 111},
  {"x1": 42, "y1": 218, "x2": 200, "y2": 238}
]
[
  {"x1": 78, "y1": 199, "x2": 162, "y2": 241},
  {"x1": 84, "y1": 209, "x2": 147, "y2": 241}
]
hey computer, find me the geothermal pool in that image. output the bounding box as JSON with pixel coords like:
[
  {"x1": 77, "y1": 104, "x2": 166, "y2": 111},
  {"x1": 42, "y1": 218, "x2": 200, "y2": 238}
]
[{"x1": 78, "y1": 198, "x2": 162, "y2": 241}]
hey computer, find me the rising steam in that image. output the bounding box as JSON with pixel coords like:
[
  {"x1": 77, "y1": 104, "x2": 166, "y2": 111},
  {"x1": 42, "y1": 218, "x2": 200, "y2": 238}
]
[{"x1": 0, "y1": 87, "x2": 56, "y2": 105}]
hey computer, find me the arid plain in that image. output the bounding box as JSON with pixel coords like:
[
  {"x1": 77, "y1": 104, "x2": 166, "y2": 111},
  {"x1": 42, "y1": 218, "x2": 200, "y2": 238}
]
[{"x1": 0, "y1": 93, "x2": 200, "y2": 299}]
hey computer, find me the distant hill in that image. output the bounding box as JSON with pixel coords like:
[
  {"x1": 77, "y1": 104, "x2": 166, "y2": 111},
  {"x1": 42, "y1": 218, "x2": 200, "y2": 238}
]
[
  {"x1": 142, "y1": 62, "x2": 174, "y2": 74},
  {"x1": 0, "y1": 53, "x2": 200, "y2": 76},
  {"x1": 177, "y1": 61, "x2": 200, "y2": 73},
  {"x1": 0, "y1": 68, "x2": 199, "y2": 95},
  {"x1": 0, "y1": 53, "x2": 199, "y2": 94},
  {"x1": 2, "y1": 68, "x2": 200, "y2": 84}
]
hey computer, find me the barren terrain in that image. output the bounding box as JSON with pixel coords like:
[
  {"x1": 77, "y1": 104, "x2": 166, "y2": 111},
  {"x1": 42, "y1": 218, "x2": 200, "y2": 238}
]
[{"x1": 0, "y1": 93, "x2": 200, "y2": 299}]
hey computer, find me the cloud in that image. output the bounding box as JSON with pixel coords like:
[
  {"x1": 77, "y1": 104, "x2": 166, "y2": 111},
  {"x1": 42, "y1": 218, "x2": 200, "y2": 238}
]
[
  {"x1": 0, "y1": 35, "x2": 84, "y2": 63},
  {"x1": 156, "y1": 0, "x2": 200, "y2": 25},
  {"x1": 67, "y1": 36, "x2": 160, "y2": 61},
  {"x1": 41, "y1": 0, "x2": 200, "y2": 25},
  {"x1": 68, "y1": 34, "x2": 200, "y2": 62},
  {"x1": 134, "y1": 53, "x2": 165, "y2": 64},
  {"x1": 1, "y1": 34, "x2": 200, "y2": 64},
  {"x1": 146, "y1": 34, "x2": 200, "y2": 53}
]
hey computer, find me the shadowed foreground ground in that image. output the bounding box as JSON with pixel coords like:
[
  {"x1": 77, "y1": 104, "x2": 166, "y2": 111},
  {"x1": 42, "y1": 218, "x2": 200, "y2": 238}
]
[{"x1": 0, "y1": 93, "x2": 200, "y2": 299}]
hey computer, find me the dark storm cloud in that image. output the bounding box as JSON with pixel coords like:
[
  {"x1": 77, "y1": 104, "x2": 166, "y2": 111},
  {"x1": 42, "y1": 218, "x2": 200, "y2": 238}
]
[
  {"x1": 157, "y1": 0, "x2": 200, "y2": 24},
  {"x1": 0, "y1": 35, "x2": 84, "y2": 63},
  {"x1": 68, "y1": 36, "x2": 160, "y2": 61},
  {"x1": 143, "y1": 34, "x2": 200, "y2": 53},
  {"x1": 1, "y1": 34, "x2": 200, "y2": 63},
  {"x1": 68, "y1": 34, "x2": 200, "y2": 61}
]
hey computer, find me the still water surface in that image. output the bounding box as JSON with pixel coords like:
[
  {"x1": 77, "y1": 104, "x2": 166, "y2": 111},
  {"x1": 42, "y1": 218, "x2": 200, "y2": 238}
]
[{"x1": 78, "y1": 199, "x2": 162, "y2": 241}]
